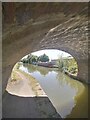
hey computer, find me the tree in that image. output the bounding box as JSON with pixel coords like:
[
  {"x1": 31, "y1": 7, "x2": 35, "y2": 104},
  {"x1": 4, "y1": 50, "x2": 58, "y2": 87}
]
[
  {"x1": 21, "y1": 54, "x2": 38, "y2": 64},
  {"x1": 30, "y1": 55, "x2": 38, "y2": 63},
  {"x1": 21, "y1": 58, "x2": 28, "y2": 63},
  {"x1": 38, "y1": 54, "x2": 49, "y2": 62},
  {"x1": 57, "y1": 54, "x2": 78, "y2": 75},
  {"x1": 57, "y1": 54, "x2": 64, "y2": 71}
]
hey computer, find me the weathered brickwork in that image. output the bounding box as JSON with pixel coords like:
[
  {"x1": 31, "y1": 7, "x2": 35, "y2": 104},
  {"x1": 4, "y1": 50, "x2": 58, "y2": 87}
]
[{"x1": 2, "y1": 3, "x2": 89, "y2": 94}]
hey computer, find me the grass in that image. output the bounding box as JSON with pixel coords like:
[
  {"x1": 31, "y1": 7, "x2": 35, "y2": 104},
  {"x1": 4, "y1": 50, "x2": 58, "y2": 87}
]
[{"x1": 10, "y1": 70, "x2": 22, "y2": 82}]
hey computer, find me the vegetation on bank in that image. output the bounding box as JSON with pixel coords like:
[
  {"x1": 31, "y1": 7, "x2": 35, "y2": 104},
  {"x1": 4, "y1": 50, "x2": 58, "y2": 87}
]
[
  {"x1": 57, "y1": 55, "x2": 78, "y2": 75},
  {"x1": 20, "y1": 53, "x2": 78, "y2": 75},
  {"x1": 20, "y1": 53, "x2": 49, "y2": 64}
]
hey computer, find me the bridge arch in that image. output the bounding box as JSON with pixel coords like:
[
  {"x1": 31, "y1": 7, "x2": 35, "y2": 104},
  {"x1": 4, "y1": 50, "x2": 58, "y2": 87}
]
[{"x1": 2, "y1": 2, "x2": 89, "y2": 118}]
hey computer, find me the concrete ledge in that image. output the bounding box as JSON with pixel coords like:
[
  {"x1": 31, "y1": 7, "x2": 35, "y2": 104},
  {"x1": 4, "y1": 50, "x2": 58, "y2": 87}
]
[{"x1": 2, "y1": 91, "x2": 61, "y2": 118}]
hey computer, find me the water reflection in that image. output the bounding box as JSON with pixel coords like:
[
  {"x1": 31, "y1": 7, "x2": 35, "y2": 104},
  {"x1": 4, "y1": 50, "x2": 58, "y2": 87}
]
[
  {"x1": 19, "y1": 63, "x2": 85, "y2": 118},
  {"x1": 21, "y1": 63, "x2": 54, "y2": 76}
]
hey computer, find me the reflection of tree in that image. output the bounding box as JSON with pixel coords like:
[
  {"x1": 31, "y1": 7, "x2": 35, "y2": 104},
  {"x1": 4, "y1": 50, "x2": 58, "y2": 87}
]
[
  {"x1": 26, "y1": 64, "x2": 37, "y2": 73},
  {"x1": 36, "y1": 66, "x2": 49, "y2": 76},
  {"x1": 36, "y1": 66, "x2": 57, "y2": 76},
  {"x1": 56, "y1": 71, "x2": 68, "y2": 86},
  {"x1": 56, "y1": 71, "x2": 78, "y2": 89},
  {"x1": 24, "y1": 64, "x2": 50, "y2": 76}
]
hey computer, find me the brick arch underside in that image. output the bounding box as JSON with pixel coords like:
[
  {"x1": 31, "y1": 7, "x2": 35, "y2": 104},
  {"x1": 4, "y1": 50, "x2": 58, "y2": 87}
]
[
  {"x1": 3, "y1": 18, "x2": 88, "y2": 94},
  {"x1": 2, "y1": 2, "x2": 89, "y2": 118}
]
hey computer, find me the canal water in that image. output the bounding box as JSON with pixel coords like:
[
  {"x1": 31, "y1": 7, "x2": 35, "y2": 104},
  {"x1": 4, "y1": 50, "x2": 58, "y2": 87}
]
[{"x1": 19, "y1": 64, "x2": 88, "y2": 118}]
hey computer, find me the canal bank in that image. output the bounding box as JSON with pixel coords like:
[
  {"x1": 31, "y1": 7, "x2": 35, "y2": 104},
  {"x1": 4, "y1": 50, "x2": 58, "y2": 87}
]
[
  {"x1": 5, "y1": 63, "x2": 88, "y2": 118},
  {"x1": 4, "y1": 68, "x2": 61, "y2": 118}
]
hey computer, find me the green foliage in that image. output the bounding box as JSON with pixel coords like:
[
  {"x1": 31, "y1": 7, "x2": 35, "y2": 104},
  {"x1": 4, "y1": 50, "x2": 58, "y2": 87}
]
[
  {"x1": 38, "y1": 54, "x2": 49, "y2": 62},
  {"x1": 20, "y1": 53, "x2": 49, "y2": 64},
  {"x1": 57, "y1": 55, "x2": 64, "y2": 71},
  {"x1": 30, "y1": 55, "x2": 38, "y2": 63},
  {"x1": 21, "y1": 58, "x2": 28, "y2": 63},
  {"x1": 57, "y1": 55, "x2": 78, "y2": 75},
  {"x1": 21, "y1": 54, "x2": 38, "y2": 64},
  {"x1": 67, "y1": 59, "x2": 78, "y2": 74}
]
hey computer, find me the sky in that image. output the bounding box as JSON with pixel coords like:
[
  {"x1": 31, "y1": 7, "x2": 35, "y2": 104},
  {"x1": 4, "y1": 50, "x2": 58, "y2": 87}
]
[{"x1": 31, "y1": 49, "x2": 72, "y2": 61}]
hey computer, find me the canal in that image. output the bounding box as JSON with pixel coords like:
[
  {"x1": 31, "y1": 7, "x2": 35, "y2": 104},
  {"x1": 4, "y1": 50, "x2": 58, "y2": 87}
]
[{"x1": 18, "y1": 63, "x2": 88, "y2": 118}]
